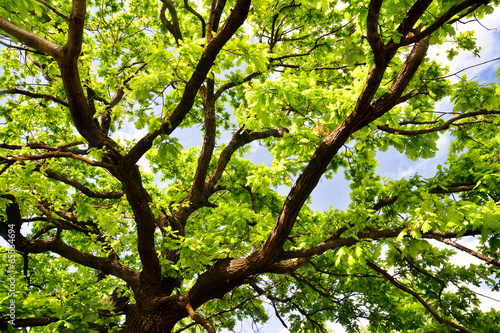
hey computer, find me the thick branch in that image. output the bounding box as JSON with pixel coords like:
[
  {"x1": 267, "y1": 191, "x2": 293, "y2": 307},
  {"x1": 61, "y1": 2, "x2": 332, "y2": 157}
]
[
  {"x1": 19, "y1": 236, "x2": 138, "y2": 287},
  {"x1": 392, "y1": 0, "x2": 489, "y2": 49},
  {"x1": 212, "y1": 0, "x2": 227, "y2": 32},
  {"x1": 206, "y1": 0, "x2": 217, "y2": 42},
  {"x1": 56, "y1": 0, "x2": 120, "y2": 151},
  {"x1": 370, "y1": 37, "x2": 430, "y2": 118},
  {"x1": 0, "y1": 18, "x2": 62, "y2": 58},
  {"x1": 64, "y1": 0, "x2": 86, "y2": 59},
  {"x1": 395, "y1": 0, "x2": 433, "y2": 38},
  {"x1": 281, "y1": 227, "x2": 405, "y2": 260}
]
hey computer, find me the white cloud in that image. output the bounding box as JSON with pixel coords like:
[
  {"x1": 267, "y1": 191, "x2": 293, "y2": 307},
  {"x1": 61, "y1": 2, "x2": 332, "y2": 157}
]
[{"x1": 429, "y1": 7, "x2": 500, "y2": 83}]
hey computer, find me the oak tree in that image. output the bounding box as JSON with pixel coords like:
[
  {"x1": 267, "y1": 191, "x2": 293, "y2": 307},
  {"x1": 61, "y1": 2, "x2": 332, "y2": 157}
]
[{"x1": 1, "y1": 0, "x2": 499, "y2": 332}]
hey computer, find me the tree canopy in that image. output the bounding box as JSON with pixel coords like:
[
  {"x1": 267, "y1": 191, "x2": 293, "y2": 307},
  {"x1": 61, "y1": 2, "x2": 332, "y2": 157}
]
[{"x1": 1, "y1": 0, "x2": 500, "y2": 332}]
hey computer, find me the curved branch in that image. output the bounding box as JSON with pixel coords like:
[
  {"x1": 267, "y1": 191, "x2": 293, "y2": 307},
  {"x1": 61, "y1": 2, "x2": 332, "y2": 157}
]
[
  {"x1": 185, "y1": 302, "x2": 215, "y2": 333},
  {"x1": 214, "y1": 72, "x2": 261, "y2": 100},
  {"x1": 366, "y1": 260, "x2": 472, "y2": 332},
  {"x1": 391, "y1": 0, "x2": 490, "y2": 49},
  {"x1": 35, "y1": 0, "x2": 70, "y2": 21},
  {"x1": 0, "y1": 142, "x2": 86, "y2": 154},
  {"x1": 281, "y1": 227, "x2": 405, "y2": 260},
  {"x1": 190, "y1": 78, "x2": 216, "y2": 198},
  {"x1": 0, "y1": 18, "x2": 62, "y2": 58},
  {"x1": 366, "y1": 0, "x2": 385, "y2": 65},
  {"x1": 125, "y1": 0, "x2": 252, "y2": 168},
  {"x1": 206, "y1": 127, "x2": 284, "y2": 192},
  {"x1": 37, "y1": 165, "x2": 124, "y2": 199},
  {"x1": 173, "y1": 292, "x2": 260, "y2": 333},
  {"x1": 0, "y1": 88, "x2": 68, "y2": 107},
  {"x1": 160, "y1": 0, "x2": 183, "y2": 45},
  {"x1": 269, "y1": 42, "x2": 327, "y2": 62},
  {"x1": 1, "y1": 151, "x2": 112, "y2": 168},
  {"x1": 426, "y1": 235, "x2": 500, "y2": 268},
  {"x1": 184, "y1": 0, "x2": 206, "y2": 38},
  {"x1": 396, "y1": 89, "x2": 428, "y2": 104},
  {"x1": 373, "y1": 182, "x2": 478, "y2": 210},
  {"x1": 55, "y1": 0, "x2": 121, "y2": 151},
  {"x1": 212, "y1": 0, "x2": 227, "y2": 32},
  {"x1": 0, "y1": 197, "x2": 139, "y2": 288},
  {"x1": 171, "y1": 127, "x2": 285, "y2": 226},
  {"x1": 377, "y1": 109, "x2": 500, "y2": 135}
]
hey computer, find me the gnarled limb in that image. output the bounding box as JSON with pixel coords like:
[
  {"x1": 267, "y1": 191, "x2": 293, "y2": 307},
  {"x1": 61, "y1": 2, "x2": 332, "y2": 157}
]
[{"x1": 57, "y1": 0, "x2": 120, "y2": 150}]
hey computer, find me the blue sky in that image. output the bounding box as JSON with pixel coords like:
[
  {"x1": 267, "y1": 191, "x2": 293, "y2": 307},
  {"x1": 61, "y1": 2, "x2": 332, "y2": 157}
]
[
  {"x1": 1, "y1": 3, "x2": 499, "y2": 332},
  {"x1": 229, "y1": 6, "x2": 500, "y2": 333}
]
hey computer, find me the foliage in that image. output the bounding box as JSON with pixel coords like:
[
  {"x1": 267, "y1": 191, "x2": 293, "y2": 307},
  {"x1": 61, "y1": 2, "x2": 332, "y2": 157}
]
[{"x1": 0, "y1": 0, "x2": 499, "y2": 332}]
